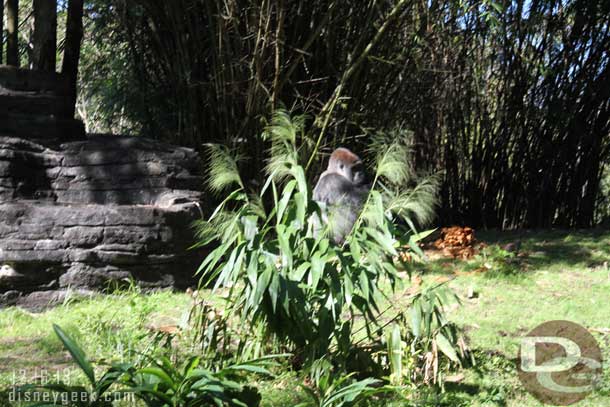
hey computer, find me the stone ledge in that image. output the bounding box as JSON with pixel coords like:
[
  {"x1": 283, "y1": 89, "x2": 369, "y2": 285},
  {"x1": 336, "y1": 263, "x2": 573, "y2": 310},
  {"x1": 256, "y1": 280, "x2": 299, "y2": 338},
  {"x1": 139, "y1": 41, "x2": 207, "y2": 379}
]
[
  {"x1": 0, "y1": 134, "x2": 206, "y2": 308},
  {"x1": 0, "y1": 136, "x2": 203, "y2": 205}
]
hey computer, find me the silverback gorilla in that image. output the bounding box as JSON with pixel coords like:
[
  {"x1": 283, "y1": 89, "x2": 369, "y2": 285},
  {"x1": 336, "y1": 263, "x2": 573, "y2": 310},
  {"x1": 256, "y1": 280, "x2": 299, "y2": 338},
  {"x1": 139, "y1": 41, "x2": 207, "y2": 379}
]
[{"x1": 312, "y1": 148, "x2": 370, "y2": 244}]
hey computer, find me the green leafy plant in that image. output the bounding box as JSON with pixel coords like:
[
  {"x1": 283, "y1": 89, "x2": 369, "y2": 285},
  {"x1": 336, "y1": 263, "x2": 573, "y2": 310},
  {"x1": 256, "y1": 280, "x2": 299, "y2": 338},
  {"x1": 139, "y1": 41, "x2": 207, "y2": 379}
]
[
  {"x1": 21, "y1": 325, "x2": 280, "y2": 407},
  {"x1": 122, "y1": 355, "x2": 278, "y2": 407},
  {"x1": 386, "y1": 285, "x2": 473, "y2": 387},
  {"x1": 295, "y1": 373, "x2": 387, "y2": 407},
  {"x1": 465, "y1": 245, "x2": 523, "y2": 278},
  {"x1": 19, "y1": 324, "x2": 131, "y2": 406},
  {"x1": 194, "y1": 110, "x2": 440, "y2": 370}
]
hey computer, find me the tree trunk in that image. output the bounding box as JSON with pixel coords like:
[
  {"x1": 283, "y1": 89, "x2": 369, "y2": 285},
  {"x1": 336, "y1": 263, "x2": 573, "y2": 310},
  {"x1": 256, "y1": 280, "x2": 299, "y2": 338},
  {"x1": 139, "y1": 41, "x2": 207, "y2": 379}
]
[
  {"x1": 33, "y1": 0, "x2": 57, "y2": 72},
  {"x1": 0, "y1": 0, "x2": 4, "y2": 64},
  {"x1": 62, "y1": 0, "x2": 84, "y2": 118},
  {"x1": 6, "y1": 0, "x2": 19, "y2": 67}
]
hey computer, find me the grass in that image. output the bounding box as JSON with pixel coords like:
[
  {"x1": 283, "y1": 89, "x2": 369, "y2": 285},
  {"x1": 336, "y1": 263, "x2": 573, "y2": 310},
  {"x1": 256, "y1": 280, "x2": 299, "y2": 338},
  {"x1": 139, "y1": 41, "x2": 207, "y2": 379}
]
[
  {"x1": 0, "y1": 229, "x2": 609, "y2": 406},
  {"x1": 420, "y1": 229, "x2": 610, "y2": 406},
  {"x1": 0, "y1": 290, "x2": 191, "y2": 396}
]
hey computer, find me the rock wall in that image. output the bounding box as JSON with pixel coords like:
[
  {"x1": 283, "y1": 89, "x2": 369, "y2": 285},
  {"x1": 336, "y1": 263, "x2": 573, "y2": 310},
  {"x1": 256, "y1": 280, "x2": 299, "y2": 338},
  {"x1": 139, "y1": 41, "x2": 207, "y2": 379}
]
[{"x1": 0, "y1": 136, "x2": 204, "y2": 309}]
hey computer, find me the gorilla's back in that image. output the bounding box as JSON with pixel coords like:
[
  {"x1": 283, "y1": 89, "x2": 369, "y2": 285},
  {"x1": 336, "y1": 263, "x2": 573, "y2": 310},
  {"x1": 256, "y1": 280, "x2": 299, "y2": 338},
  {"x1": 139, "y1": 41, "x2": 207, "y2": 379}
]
[{"x1": 312, "y1": 172, "x2": 370, "y2": 244}]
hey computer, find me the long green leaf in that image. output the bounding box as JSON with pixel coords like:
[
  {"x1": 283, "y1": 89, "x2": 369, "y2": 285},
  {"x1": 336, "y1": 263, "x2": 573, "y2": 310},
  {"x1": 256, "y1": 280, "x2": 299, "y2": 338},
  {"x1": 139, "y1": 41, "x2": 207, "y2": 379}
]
[
  {"x1": 138, "y1": 367, "x2": 176, "y2": 390},
  {"x1": 436, "y1": 333, "x2": 459, "y2": 362},
  {"x1": 52, "y1": 325, "x2": 96, "y2": 387}
]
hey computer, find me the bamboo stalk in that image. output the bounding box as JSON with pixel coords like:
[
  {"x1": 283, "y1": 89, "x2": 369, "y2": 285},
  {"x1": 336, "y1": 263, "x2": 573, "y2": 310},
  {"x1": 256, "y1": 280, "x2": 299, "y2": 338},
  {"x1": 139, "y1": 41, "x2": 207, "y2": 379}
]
[
  {"x1": 0, "y1": 0, "x2": 4, "y2": 64},
  {"x1": 307, "y1": 0, "x2": 410, "y2": 171}
]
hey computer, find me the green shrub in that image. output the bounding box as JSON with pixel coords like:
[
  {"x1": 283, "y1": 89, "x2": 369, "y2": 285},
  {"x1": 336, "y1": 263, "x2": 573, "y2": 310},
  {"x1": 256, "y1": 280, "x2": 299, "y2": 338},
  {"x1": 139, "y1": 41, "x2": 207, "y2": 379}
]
[
  {"x1": 194, "y1": 110, "x2": 441, "y2": 371},
  {"x1": 386, "y1": 285, "x2": 473, "y2": 388}
]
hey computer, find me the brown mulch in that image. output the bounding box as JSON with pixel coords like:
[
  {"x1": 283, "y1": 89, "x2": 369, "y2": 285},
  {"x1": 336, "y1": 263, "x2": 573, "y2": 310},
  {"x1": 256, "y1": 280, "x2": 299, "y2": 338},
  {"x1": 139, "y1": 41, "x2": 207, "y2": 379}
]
[{"x1": 430, "y1": 226, "x2": 485, "y2": 260}]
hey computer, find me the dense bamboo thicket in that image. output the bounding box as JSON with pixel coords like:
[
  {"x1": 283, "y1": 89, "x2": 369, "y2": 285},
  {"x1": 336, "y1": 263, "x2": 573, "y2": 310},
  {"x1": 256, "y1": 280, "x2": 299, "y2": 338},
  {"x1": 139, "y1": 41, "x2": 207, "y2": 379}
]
[{"x1": 74, "y1": 0, "x2": 610, "y2": 227}]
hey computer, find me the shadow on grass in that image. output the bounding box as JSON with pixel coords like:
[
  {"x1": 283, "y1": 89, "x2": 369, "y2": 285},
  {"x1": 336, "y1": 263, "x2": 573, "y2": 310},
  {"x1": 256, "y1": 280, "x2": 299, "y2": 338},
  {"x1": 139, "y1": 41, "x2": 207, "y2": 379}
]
[{"x1": 414, "y1": 382, "x2": 509, "y2": 407}]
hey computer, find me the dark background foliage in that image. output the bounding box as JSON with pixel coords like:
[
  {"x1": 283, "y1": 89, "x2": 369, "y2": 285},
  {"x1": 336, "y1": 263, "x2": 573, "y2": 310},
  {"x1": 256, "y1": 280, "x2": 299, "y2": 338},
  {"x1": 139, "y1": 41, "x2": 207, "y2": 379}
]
[{"x1": 4, "y1": 0, "x2": 610, "y2": 228}]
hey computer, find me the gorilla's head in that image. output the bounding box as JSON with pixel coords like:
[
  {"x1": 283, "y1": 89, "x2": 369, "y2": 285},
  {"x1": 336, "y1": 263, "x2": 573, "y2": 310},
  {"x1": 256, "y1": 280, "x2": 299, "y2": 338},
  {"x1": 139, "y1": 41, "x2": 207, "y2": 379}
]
[{"x1": 327, "y1": 147, "x2": 367, "y2": 185}]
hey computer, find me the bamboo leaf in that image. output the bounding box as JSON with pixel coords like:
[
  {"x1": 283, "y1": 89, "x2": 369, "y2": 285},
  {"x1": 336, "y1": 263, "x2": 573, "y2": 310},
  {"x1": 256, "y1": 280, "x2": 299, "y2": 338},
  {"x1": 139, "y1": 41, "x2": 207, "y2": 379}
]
[
  {"x1": 277, "y1": 180, "x2": 297, "y2": 222},
  {"x1": 410, "y1": 302, "x2": 422, "y2": 339},
  {"x1": 436, "y1": 333, "x2": 460, "y2": 362}
]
